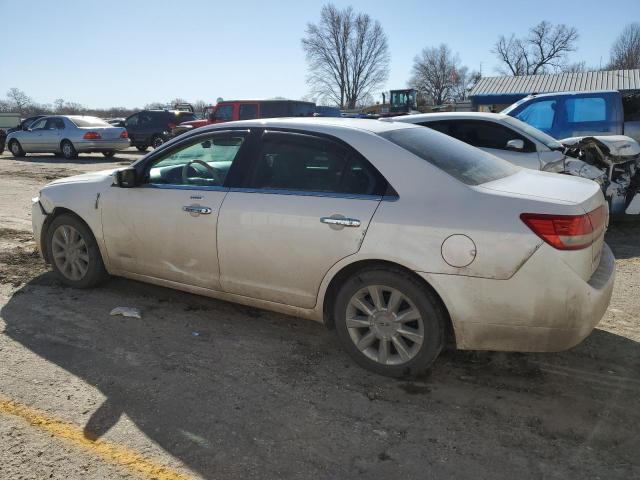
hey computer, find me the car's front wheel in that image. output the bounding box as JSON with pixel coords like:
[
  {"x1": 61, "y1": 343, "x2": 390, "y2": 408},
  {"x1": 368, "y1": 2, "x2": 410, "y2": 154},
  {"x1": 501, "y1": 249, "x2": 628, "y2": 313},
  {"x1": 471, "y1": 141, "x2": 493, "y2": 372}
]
[
  {"x1": 46, "y1": 214, "x2": 108, "y2": 288},
  {"x1": 60, "y1": 140, "x2": 77, "y2": 159},
  {"x1": 334, "y1": 268, "x2": 445, "y2": 377},
  {"x1": 9, "y1": 140, "x2": 26, "y2": 157}
]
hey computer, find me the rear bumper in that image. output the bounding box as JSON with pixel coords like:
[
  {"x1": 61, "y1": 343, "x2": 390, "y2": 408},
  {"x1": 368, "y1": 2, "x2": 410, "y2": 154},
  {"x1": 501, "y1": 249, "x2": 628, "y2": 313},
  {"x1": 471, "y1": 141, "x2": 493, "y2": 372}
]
[
  {"x1": 74, "y1": 139, "x2": 130, "y2": 152},
  {"x1": 419, "y1": 242, "x2": 615, "y2": 352}
]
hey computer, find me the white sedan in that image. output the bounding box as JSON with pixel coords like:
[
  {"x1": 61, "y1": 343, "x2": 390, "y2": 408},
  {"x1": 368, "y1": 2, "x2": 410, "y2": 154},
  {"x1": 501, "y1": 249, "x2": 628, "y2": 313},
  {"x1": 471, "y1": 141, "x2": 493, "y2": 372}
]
[
  {"x1": 385, "y1": 112, "x2": 566, "y2": 170},
  {"x1": 31, "y1": 118, "x2": 614, "y2": 377}
]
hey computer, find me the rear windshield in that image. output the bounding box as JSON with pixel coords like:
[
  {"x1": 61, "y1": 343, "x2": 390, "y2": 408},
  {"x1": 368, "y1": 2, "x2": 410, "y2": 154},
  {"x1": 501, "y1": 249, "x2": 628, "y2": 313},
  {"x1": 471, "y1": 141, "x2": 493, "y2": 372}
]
[
  {"x1": 379, "y1": 127, "x2": 518, "y2": 186},
  {"x1": 69, "y1": 116, "x2": 110, "y2": 127}
]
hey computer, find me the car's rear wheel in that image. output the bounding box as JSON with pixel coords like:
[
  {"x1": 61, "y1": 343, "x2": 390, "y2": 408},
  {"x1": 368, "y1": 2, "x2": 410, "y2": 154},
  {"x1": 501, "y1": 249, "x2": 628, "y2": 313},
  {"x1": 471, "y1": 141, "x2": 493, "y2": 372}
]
[
  {"x1": 136, "y1": 145, "x2": 148, "y2": 152},
  {"x1": 102, "y1": 151, "x2": 116, "y2": 158},
  {"x1": 151, "y1": 135, "x2": 164, "y2": 149},
  {"x1": 9, "y1": 140, "x2": 26, "y2": 157},
  {"x1": 334, "y1": 268, "x2": 445, "y2": 377},
  {"x1": 61, "y1": 140, "x2": 77, "y2": 159},
  {"x1": 46, "y1": 214, "x2": 108, "y2": 288}
]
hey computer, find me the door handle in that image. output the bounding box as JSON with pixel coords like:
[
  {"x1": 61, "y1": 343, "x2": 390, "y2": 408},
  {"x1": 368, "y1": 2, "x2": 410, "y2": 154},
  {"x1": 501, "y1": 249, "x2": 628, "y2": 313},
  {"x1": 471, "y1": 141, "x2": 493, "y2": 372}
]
[
  {"x1": 183, "y1": 205, "x2": 212, "y2": 215},
  {"x1": 320, "y1": 216, "x2": 361, "y2": 227}
]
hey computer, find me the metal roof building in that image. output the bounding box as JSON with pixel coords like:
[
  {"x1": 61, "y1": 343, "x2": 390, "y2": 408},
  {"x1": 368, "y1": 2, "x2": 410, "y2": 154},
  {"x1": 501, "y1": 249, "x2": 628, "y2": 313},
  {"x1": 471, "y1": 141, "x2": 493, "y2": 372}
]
[{"x1": 469, "y1": 69, "x2": 640, "y2": 110}]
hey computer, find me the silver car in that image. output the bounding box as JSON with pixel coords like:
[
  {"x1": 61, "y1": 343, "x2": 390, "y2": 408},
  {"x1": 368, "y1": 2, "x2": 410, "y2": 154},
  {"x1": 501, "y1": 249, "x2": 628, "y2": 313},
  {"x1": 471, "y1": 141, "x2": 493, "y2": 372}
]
[
  {"x1": 31, "y1": 118, "x2": 614, "y2": 377},
  {"x1": 6, "y1": 115, "x2": 130, "y2": 159}
]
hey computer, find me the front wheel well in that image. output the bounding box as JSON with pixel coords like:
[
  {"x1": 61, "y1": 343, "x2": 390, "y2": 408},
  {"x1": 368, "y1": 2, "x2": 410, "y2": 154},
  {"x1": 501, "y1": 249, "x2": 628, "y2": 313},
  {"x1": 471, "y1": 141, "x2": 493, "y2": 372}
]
[
  {"x1": 322, "y1": 259, "x2": 456, "y2": 346},
  {"x1": 41, "y1": 208, "x2": 90, "y2": 263}
]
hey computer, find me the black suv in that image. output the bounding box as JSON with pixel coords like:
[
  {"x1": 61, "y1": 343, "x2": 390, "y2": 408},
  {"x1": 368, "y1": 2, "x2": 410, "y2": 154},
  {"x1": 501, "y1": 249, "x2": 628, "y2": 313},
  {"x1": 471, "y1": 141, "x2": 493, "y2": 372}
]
[{"x1": 121, "y1": 110, "x2": 197, "y2": 151}]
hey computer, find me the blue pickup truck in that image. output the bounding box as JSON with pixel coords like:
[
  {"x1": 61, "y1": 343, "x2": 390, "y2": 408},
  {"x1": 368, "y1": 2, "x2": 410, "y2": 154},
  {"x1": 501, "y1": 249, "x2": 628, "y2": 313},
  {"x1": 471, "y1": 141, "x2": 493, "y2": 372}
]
[{"x1": 502, "y1": 90, "x2": 640, "y2": 142}]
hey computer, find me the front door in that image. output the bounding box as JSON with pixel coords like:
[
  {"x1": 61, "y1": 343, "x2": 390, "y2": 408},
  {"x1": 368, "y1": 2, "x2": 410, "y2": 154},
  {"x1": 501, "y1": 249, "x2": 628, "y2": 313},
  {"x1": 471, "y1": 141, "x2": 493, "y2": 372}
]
[
  {"x1": 23, "y1": 117, "x2": 48, "y2": 151},
  {"x1": 217, "y1": 130, "x2": 388, "y2": 308},
  {"x1": 101, "y1": 131, "x2": 248, "y2": 289}
]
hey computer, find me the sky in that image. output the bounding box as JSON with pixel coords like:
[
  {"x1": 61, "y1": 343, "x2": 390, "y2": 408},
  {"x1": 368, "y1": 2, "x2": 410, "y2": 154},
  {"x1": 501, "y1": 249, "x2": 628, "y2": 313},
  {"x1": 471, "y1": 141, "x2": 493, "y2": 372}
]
[{"x1": 1, "y1": 0, "x2": 639, "y2": 109}]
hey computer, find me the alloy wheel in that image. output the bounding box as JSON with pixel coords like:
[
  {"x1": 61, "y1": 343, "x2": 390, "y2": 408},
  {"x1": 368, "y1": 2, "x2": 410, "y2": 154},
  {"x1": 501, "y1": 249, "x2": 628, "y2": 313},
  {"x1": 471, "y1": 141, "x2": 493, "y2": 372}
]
[
  {"x1": 51, "y1": 225, "x2": 90, "y2": 281},
  {"x1": 345, "y1": 285, "x2": 424, "y2": 366}
]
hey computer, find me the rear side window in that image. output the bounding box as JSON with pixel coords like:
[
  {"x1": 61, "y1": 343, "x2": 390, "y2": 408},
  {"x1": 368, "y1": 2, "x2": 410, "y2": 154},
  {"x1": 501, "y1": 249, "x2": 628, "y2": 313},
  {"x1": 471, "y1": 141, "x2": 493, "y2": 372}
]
[
  {"x1": 451, "y1": 120, "x2": 533, "y2": 151},
  {"x1": 565, "y1": 97, "x2": 606, "y2": 123},
  {"x1": 379, "y1": 127, "x2": 518, "y2": 186},
  {"x1": 246, "y1": 132, "x2": 387, "y2": 195},
  {"x1": 260, "y1": 102, "x2": 289, "y2": 118},
  {"x1": 175, "y1": 112, "x2": 197, "y2": 123},
  {"x1": 419, "y1": 120, "x2": 453, "y2": 135},
  {"x1": 515, "y1": 100, "x2": 556, "y2": 131},
  {"x1": 214, "y1": 105, "x2": 234, "y2": 122},
  {"x1": 239, "y1": 104, "x2": 258, "y2": 120}
]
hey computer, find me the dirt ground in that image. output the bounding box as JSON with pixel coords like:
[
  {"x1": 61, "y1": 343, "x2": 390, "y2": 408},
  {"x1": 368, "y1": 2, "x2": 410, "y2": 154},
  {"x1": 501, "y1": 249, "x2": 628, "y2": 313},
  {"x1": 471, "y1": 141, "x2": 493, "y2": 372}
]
[{"x1": 0, "y1": 149, "x2": 639, "y2": 480}]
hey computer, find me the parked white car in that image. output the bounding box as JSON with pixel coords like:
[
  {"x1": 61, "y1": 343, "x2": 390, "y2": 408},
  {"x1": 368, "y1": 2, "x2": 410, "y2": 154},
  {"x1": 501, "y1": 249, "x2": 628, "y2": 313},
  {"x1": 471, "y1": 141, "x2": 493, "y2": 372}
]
[
  {"x1": 388, "y1": 112, "x2": 640, "y2": 215},
  {"x1": 385, "y1": 112, "x2": 567, "y2": 170},
  {"x1": 32, "y1": 118, "x2": 614, "y2": 376}
]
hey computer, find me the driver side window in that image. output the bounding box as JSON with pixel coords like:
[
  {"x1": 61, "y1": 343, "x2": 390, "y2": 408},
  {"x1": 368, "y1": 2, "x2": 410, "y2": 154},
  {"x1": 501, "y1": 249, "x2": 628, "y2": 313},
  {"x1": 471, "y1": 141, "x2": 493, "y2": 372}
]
[
  {"x1": 145, "y1": 134, "x2": 245, "y2": 188},
  {"x1": 30, "y1": 119, "x2": 48, "y2": 130}
]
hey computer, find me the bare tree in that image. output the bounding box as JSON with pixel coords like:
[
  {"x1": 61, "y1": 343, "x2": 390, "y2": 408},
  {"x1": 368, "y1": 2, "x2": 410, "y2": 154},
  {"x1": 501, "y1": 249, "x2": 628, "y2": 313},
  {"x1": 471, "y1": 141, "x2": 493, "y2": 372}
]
[
  {"x1": 561, "y1": 61, "x2": 587, "y2": 73},
  {"x1": 608, "y1": 22, "x2": 640, "y2": 69},
  {"x1": 193, "y1": 99, "x2": 208, "y2": 113},
  {"x1": 410, "y1": 44, "x2": 460, "y2": 105},
  {"x1": 302, "y1": 3, "x2": 389, "y2": 109},
  {"x1": 6, "y1": 88, "x2": 33, "y2": 114},
  {"x1": 451, "y1": 66, "x2": 481, "y2": 101},
  {"x1": 493, "y1": 21, "x2": 579, "y2": 75}
]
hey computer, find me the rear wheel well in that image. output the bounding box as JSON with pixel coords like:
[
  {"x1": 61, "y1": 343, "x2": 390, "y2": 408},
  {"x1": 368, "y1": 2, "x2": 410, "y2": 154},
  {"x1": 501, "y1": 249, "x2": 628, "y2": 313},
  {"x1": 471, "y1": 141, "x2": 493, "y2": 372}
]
[{"x1": 322, "y1": 259, "x2": 456, "y2": 346}]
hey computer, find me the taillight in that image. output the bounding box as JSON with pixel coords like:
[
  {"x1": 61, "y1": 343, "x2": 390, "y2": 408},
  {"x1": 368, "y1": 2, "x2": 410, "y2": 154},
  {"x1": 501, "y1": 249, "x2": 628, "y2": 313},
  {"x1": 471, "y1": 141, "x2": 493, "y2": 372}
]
[
  {"x1": 120, "y1": 130, "x2": 128, "y2": 138},
  {"x1": 520, "y1": 206, "x2": 605, "y2": 251},
  {"x1": 168, "y1": 123, "x2": 176, "y2": 130},
  {"x1": 83, "y1": 131, "x2": 101, "y2": 140}
]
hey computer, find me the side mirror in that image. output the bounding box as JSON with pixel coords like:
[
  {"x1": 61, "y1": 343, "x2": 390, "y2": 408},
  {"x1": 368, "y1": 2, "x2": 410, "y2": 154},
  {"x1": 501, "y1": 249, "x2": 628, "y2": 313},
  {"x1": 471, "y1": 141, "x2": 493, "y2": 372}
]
[
  {"x1": 23, "y1": 125, "x2": 30, "y2": 131},
  {"x1": 506, "y1": 139, "x2": 524, "y2": 151},
  {"x1": 114, "y1": 167, "x2": 137, "y2": 188}
]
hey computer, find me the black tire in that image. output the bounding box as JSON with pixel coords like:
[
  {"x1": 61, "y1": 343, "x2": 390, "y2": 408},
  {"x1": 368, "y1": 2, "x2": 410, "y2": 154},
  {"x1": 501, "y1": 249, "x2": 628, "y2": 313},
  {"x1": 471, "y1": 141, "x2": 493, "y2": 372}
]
[
  {"x1": 9, "y1": 139, "x2": 26, "y2": 157},
  {"x1": 60, "y1": 140, "x2": 78, "y2": 159},
  {"x1": 46, "y1": 214, "x2": 109, "y2": 288},
  {"x1": 102, "y1": 151, "x2": 116, "y2": 158},
  {"x1": 136, "y1": 145, "x2": 148, "y2": 152},
  {"x1": 334, "y1": 267, "x2": 445, "y2": 377},
  {"x1": 151, "y1": 135, "x2": 164, "y2": 149}
]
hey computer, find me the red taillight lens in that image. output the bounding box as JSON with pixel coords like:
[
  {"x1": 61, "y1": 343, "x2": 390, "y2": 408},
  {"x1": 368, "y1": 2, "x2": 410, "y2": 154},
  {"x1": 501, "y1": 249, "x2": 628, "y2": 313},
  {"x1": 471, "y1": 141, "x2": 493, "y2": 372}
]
[
  {"x1": 120, "y1": 130, "x2": 128, "y2": 138},
  {"x1": 83, "y1": 131, "x2": 101, "y2": 140},
  {"x1": 520, "y1": 206, "x2": 605, "y2": 251},
  {"x1": 167, "y1": 123, "x2": 176, "y2": 130}
]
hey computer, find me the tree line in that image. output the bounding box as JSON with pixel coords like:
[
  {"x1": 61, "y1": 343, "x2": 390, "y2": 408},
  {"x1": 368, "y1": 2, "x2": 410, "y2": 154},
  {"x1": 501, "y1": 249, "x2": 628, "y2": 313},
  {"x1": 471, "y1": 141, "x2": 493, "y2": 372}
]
[
  {"x1": 302, "y1": 4, "x2": 640, "y2": 108},
  {"x1": 0, "y1": 89, "x2": 210, "y2": 118}
]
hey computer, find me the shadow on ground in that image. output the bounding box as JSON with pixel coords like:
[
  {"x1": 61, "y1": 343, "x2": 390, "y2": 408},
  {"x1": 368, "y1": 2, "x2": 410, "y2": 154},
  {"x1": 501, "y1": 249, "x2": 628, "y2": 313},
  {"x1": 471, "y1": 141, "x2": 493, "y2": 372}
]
[{"x1": 2, "y1": 267, "x2": 639, "y2": 479}]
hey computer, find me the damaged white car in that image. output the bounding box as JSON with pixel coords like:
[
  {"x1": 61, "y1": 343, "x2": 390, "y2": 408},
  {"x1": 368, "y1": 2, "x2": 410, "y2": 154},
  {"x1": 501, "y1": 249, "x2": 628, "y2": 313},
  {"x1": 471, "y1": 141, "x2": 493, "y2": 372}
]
[{"x1": 389, "y1": 112, "x2": 640, "y2": 215}]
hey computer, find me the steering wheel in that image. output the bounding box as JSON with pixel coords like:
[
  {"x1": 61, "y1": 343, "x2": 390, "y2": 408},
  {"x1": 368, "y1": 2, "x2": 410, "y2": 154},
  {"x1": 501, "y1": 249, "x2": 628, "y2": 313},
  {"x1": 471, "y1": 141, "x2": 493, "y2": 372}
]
[{"x1": 181, "y1": 159, "x2": 223, "y2": 185}]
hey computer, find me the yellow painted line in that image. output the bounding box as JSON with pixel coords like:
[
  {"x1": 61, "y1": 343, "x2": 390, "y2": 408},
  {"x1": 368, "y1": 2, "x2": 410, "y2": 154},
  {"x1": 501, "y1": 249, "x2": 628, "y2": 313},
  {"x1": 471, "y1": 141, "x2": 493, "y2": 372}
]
[{"x1": 0, "y1": 396, "x2": 193, "y2": 480}]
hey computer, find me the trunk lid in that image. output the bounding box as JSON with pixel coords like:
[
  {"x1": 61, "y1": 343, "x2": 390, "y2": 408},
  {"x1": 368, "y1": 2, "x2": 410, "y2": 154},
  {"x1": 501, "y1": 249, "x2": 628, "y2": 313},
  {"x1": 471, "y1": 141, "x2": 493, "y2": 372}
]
[{"x1": 80, "y1": 126, "x2": 125, "y2": 140}]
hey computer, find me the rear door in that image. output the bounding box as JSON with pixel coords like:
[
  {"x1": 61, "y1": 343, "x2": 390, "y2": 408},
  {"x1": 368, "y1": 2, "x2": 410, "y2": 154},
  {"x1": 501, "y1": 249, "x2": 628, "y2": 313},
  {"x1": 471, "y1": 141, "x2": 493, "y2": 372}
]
[{"x1": 217, "y1": 129, "x2": 388, "y2": 308}]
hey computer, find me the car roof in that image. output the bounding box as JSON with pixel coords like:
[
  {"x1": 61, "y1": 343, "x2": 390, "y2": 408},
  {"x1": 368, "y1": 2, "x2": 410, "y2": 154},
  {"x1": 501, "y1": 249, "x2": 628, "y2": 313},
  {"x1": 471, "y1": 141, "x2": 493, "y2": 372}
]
[
  {"x1": 525, "y1": 90, "x2": 618, "y2": 99},
  {"x1": 199, "y1": 117, "x2": 418, "y2": 134},
  {"x1": 388, "y1": 112, "x2": 510, "y2": 123}
]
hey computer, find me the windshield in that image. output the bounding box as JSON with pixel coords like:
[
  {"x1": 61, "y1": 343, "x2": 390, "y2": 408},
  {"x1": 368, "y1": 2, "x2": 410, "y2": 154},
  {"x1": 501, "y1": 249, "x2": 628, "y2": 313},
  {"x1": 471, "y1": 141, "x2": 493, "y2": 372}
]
[
  {"x1": 503, "y1": 116, "x2": 563, "y2": 150},
  {"x1": 380, "y1": 126, "x2": 518, "y2": 186},
  {"x1": 69, "y1": 116, "x2": 111, "y2": 127}
]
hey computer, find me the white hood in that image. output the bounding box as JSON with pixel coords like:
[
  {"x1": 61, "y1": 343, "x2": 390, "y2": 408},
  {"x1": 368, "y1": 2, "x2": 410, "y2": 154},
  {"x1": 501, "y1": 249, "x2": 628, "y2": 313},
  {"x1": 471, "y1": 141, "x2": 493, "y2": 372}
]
[{"x1": 561, "y1": 135, "x2": 640, "y2": 158}]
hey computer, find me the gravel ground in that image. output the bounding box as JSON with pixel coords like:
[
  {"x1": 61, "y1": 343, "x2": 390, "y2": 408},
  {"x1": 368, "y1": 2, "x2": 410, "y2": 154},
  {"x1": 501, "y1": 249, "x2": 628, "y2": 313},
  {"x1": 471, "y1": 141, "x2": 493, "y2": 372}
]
[{"x1": 0, "y1": 149, "x2": 639, "y2": 480}]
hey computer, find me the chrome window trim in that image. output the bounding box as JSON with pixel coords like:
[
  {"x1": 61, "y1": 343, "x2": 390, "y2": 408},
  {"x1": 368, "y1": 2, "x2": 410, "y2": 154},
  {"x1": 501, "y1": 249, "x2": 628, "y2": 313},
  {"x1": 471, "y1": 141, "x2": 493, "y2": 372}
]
[
  {"x1": 229, "y1": 187, "x2": 383, "y2": 201},
  {"x1": 142, "y1": 184, "x2": 229, "y2": 192}
]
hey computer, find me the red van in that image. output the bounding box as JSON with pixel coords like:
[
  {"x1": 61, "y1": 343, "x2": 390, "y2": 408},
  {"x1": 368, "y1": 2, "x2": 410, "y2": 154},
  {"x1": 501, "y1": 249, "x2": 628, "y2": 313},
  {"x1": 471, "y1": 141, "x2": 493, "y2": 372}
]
[{"x1": 172, "y1": 99, "x2": 316, "y2": 137}]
